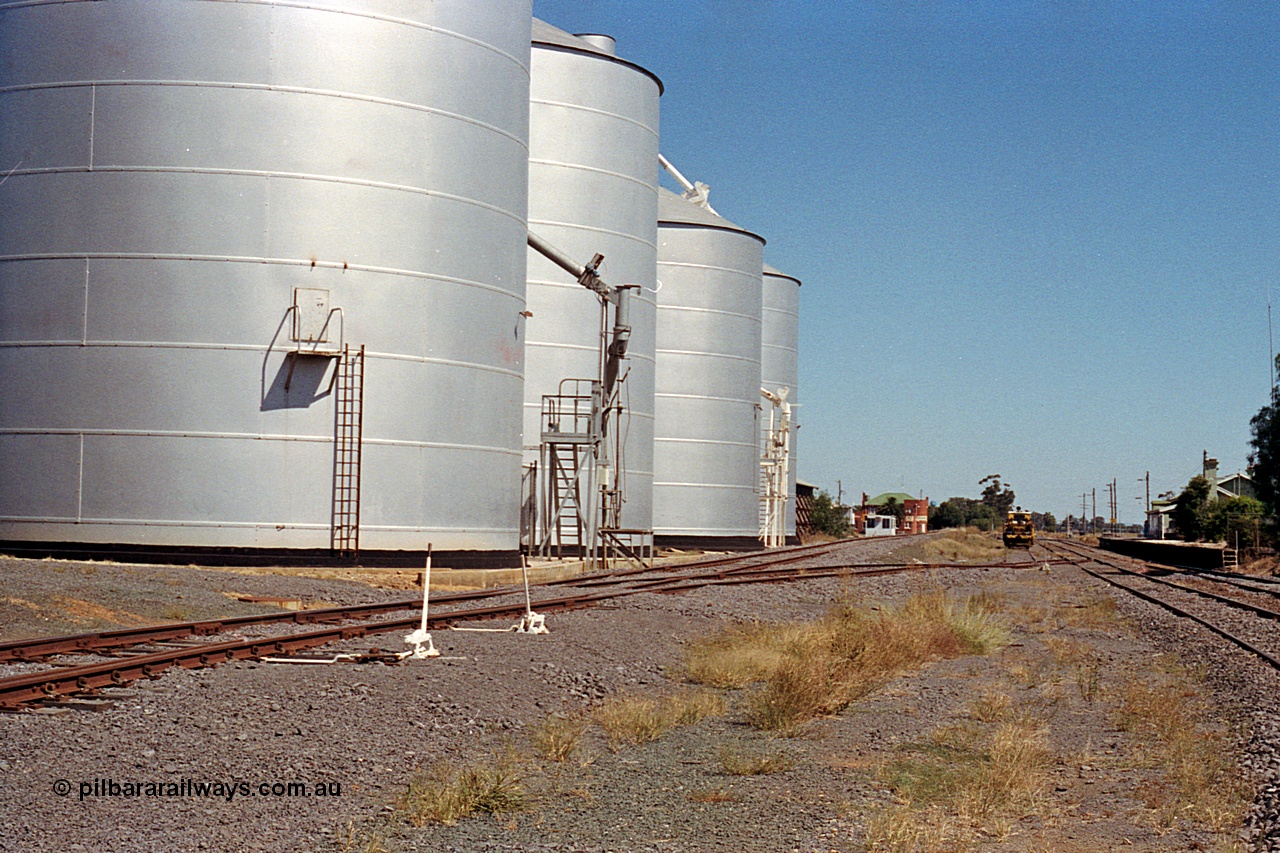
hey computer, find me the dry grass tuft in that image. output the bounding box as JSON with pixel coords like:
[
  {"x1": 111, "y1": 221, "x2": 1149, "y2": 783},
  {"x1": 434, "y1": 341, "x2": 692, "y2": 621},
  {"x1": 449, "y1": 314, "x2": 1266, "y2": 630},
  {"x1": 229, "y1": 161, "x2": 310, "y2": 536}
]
[
  {"x1": 667, "y1": 689, "x2": 725, "y2": 725},
  {"x1": 718, "y1": 743, "x2": 795, "y2": 776},
  {"x1": 529, "y1": 715, "x2": 585, "y2": 763},
  {"x1": 873, "y1": 714, "x2": 1052, "y2": 848},
  {"x1": 686, "y1": 786, "x2": 742, "y2": 803},
  {"x1": 395, "y1": 756, "x2": 525, "y2": 826},
  {"x1": 864, "y1": 804, "x2": 960, "y2": 853},
  {"x1": 683, "y1": 621, "x2": 809, "y2": 688},
  {"x1": 594, "y1": 690, "x2": 724, "y2": 750},
  {"x1": 335, "y1": 821, "x2": 392, "y2": 853},
  {"x1": 1074, "y1": 660, "x2": 1102, "y2": 703},
  {"x1": 686, "y1": 588, "x2": 1008, "y2": 734},
  {"x1": 920, "y1": 528, "x2": 1007, "y2": 563},
  {"x1": 745, "y1": 646, "x2": 864, "y2": 733},
  {"x1": 970, "y1": 691, "x2": 1012, "y2": 723},
  {"x1": 1057, "y1": 596, "x2": 1120, "y2": 629},
  {"x1": 962, "y1": 721, "x2": 1054, "y2": 816},
  {"x1": 1240, "y1": 554, "x2": 1279, "y2": 577},
  {"x1": 594, "y1": 696, "x2": 666, "y2": 747},
  {"x1": 1004, "y1": 601, "x2": 1053, "y2": 633},
  {"x1": 1043, "y1": 638, "x2": 1104, "y2": 702},
  {"x1": 1113, "y1": 672, "x2": 1249, "y2": 829},
  {"x1": 1044, "y1": 637, "x2": 1094, "y2": 665}
]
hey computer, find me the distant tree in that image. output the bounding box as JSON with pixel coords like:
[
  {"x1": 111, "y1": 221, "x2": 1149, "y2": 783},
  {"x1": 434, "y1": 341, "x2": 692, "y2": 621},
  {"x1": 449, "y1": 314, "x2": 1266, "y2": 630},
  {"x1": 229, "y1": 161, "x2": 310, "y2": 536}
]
[
  {"x1": 930, "y1": 497, "x2": 999, "y2": 530},
  {"x1": 978, "y1": 475, "x2": 1016, "y2": 517},
  {"x1": 1250, "y1": 356, "x2": 1280, "y2": 518},
  {"x1": 1031, "y1": 512, "x2": 1056, "y2": 532},
  {"x1": 809, "y1": 490, "x2": 851, "y2": 538},
  {"x1": 1173, "y1": 476, "x2": 1213, "y2": 542},
  {"x1": 929, "y1": 500, "x2": 967, "y2": 530},
  {"x1": 1203, "y1": 496, "x2": 1264, "y2": 546},
  {"x1": 880, "y1": 496, "x2": 906, "y2": 526}
]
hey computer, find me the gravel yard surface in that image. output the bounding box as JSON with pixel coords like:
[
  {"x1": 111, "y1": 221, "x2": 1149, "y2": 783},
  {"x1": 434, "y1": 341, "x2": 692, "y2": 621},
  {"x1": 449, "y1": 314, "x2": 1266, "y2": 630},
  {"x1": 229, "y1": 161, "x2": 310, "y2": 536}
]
[
  {"x1": 0, "y1": 538, "x2": 1277, "y2": 852},
  {"x1": 0, "y1": 558, "x2": 407, "y2": 643}
]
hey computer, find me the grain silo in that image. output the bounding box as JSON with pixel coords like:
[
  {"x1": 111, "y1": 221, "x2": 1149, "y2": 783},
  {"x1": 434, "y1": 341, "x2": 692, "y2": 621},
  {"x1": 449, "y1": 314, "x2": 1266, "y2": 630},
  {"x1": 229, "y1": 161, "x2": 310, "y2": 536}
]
[
  {"x1": 653, "y1": 188, "x2": 765, "y2": 548},
  {"x1": 0, "y1": 1, "x2": 533, "y2": 566},
  {"x1": 762, "y1": 263, "x2": 801, "y2": 542},
  {"x1": 524, "y1": 21, "x2": 661, "y2": 554}
]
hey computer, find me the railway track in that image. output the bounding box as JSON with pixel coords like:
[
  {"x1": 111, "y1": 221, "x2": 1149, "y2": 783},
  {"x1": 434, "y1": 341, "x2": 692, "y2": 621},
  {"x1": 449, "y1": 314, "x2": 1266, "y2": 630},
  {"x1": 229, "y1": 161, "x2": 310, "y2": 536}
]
[
  {"x1": 0, "y1": 539, "x2": 854, "y2": 665},
  {"x1": 1044, "y1": 539, "x2": 1280, "y2": 671},
  {"x1": 0, "y1": 541, "x2": 1063, "y2": 710}
]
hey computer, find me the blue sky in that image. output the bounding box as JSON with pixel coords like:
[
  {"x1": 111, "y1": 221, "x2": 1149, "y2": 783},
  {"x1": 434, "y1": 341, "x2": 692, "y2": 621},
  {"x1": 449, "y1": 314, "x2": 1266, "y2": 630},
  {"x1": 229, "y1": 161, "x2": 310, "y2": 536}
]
[{"x1": 532, "y1": 1, "x2": 1278, "y2": 523}]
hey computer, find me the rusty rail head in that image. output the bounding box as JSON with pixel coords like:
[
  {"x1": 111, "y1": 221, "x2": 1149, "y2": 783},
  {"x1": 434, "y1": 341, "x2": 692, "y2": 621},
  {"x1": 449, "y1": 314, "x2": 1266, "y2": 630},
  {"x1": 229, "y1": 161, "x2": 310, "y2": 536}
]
[
  {"x1": 1043, "y1": 540, "x2": 1280, "y2": 672},
  {"x1": 0, "y1": 538, "x2": 1049, "y2": 709}
]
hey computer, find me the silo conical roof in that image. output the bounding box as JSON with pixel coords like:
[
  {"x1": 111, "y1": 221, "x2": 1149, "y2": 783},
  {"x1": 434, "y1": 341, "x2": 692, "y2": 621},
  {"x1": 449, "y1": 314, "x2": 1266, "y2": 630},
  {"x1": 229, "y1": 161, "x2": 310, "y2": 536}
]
[
  {"x1": 657, "y1": 186, "x2": 764, "y2": 244},
  {"x1": 763, "y1": 262, "x2": 801, "y2": 285},
  {"x1": 532, "y1": 19, "x2": 663, "y2": 92}
]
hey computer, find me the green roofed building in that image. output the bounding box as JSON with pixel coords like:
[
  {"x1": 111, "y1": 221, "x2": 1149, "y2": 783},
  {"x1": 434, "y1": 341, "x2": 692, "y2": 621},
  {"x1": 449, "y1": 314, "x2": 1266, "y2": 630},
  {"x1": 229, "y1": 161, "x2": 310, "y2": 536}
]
[
  {"x1": 861, "y1": 492, "x2": 930, "y2": 535},
  {"x1": 867, "y1": 492, "x2": 914, "y2": 506}
]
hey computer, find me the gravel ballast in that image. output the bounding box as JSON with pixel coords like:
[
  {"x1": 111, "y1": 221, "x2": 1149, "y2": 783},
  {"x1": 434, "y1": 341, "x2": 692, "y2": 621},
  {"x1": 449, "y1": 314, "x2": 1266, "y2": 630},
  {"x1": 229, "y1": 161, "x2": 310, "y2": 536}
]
[{"x1": 1, "y1": 538, "x2": 1277, "y2": 852}]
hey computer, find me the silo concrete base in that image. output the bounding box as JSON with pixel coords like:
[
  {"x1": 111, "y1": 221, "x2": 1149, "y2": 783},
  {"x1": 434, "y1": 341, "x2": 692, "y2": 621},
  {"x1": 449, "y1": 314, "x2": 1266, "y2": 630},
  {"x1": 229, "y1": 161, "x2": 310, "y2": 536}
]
[
  {"x1": 0, "y1": 541, "x2": 522, "y2": 569},
  {"x1": 655, "y1": 535, "x2": 765, "y2": 553}
]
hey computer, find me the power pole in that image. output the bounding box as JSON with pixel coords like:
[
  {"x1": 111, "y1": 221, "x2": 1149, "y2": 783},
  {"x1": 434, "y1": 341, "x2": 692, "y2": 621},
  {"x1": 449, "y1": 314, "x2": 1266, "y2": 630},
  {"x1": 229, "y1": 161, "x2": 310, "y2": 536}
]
[
  {"x1": 836, "y1": 480, "x2": 843, "y2": 506},
  {"x1": 1110, "y1": 478, "x2": 1117, "y2": 533},
  {"x1": 1082, "y1": 492, "x2": 1087, "y2": 534},
  {"x1": 1091, "y1": 488, "x2": 1096, "y2": 533}
]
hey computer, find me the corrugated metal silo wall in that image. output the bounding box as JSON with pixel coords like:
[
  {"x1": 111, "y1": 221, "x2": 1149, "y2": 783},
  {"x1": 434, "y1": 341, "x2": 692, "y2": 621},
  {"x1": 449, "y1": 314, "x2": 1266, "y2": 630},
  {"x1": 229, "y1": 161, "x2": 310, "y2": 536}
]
[
  {"x1": 654, "y1": 193, "x2": 764, "y2": 543},
  {"x1": 525, "y1": 23, "x2": 660, "y2": 533},
  {"x1": 762, "y1": 265, "x2": 800, "y2": 538},
  {"x1": 0, "y1": 1, "x2": 533, "y2": 557}
]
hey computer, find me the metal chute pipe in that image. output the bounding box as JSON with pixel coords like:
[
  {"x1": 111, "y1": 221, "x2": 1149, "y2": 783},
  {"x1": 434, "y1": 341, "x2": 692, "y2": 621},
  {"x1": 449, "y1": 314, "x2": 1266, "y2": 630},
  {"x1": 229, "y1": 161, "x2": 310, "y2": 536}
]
[
  {"x1": 658, "y1": 154, "x2": 719, "y2": 215},
  {"x1": 527, "y1": 229, "x2": 608, "y2": 297},
  {"x1": 604, "y1": 285, "x2": 634, "y2": 398},
  {"x1": 658, "y1": 153, "x2": 695, "y2": 194},
  {"x1": 610, "y1": 285, "x2": 633, "y2": 357},
  {"x1": 527, "y1": 229, "x2": 585, "y2": 280},
  {"x1": 526, "y1": 227, "x2": 630, "y2": 396}
]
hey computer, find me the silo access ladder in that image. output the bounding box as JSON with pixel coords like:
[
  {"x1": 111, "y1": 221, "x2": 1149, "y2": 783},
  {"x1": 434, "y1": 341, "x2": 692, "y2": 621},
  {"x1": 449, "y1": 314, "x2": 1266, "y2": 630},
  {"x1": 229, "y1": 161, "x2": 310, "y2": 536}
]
[
  {"x1": 331, "y1": 344, "x2": 365, "y2": 558},
  {"x1": 538, "y1": 381, "x2": 597, "y2": 559}
]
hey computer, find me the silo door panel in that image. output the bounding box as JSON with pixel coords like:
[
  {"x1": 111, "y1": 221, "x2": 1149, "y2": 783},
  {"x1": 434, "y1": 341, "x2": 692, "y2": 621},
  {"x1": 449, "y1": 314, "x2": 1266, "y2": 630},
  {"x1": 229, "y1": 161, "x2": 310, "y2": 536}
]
[{"x1": 293, "y1": 288, "x2": 331, "y2": 343}]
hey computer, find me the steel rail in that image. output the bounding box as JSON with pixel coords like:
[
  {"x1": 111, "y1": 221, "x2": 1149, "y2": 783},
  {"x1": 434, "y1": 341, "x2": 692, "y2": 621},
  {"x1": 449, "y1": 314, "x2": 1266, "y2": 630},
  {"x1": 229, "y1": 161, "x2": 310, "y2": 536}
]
[
  {"x1": 1, "y1": 558, "x2": 857, "y2": 709},
  {"x1": 540, "y1": 537, "x2": 853, "y2": 587},
  {"x1": 0, "y1": 589, "x2": 625, "y2": 710},
  {"x1": 1123, "y1": 563, "x2": 1280, "y2": 598},
  {"x1": 1051, "y1": 542, "x2": 1280, "y2": 623},
  {"x1": 0, "y1": 541, "x2": 1012, "y2": 710},
  {"x1": 1044, "y1": 541, "x2": 1280, "y2": 671},
  {"x1": 633, "y1": 557, "x2": 1068, "y2": 594},
  {"x1": 1145, "y1": 568, "x2": 1280, "y2": 602},
  {"x1": 650, "y1": 561, "x2": 993, "y2": 593},
  {"x1": 1199, "y1": 568, "x2": 1280, "y2": 586},
  {"x1": 0, "y1": 587, "x2": 510, "y2": 664},
  {"x1": 0, "y1": 540, "x2": 856, "y2": 664},
  {"x1": 0, "y1": 540, "x2": 1049, "y2": 666}
]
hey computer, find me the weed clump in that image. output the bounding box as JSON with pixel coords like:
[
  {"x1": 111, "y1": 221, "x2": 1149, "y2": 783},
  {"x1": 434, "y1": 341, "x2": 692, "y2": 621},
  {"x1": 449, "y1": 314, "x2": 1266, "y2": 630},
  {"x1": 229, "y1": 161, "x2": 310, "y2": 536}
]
[
  {"x1": 1114, "y1": 669, "x2": 1249, "y2": 829},
  {"x1": 686, "y1": 588, "x2": 1009, "y2": 733},
  {"x1": 686, "y1": 786, "x2": 741, "y2": 803},
  {"x1": 594, "y1": 690, "x2": 724, "y2": 749},
  {"x1": 717, "y1": 743, "x2": 794, "y2": 775},
  {"x1": 395, "y1": 757, "x2": 525, "y2": 826},
  {"x1": 920, "y1": 528, "x2": 1008, "y2": 563},
  {"x1": 529, "y1": 715, "x2": 585, "y2": 763},
  {"x1": 868, "y1": 713, "x2": 1053, "y2": 851}
]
